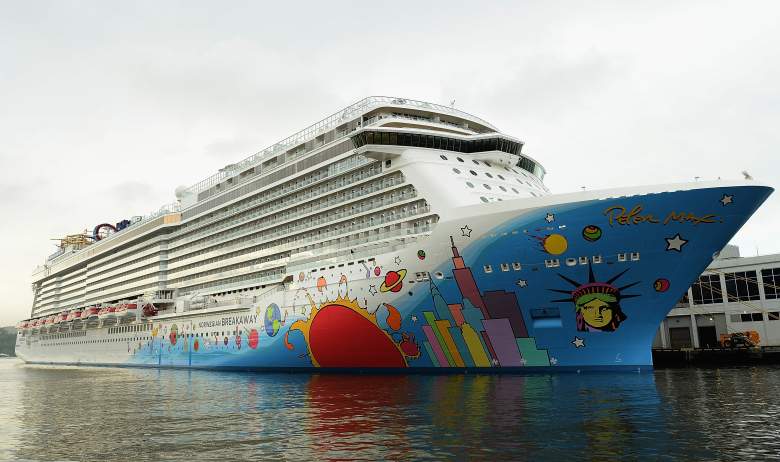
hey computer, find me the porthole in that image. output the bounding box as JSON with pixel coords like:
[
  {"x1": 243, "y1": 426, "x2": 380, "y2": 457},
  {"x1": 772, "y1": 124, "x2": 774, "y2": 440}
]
[
  {"x1": 473, "y1": 160, "x2": 480, "y2": 165},
  {"x1": 485, "y1": 172, "x2": 493, "y2": 178},
  {"x1": 457, "y1": 157, "x2": 464, "y2": 162},
  {"x1": 483, "y1": 184, "x2": 492, "y2": 190},
  {"x1": 434, "y1": 271, "x2": 444, "y2": 279},
  {"x1": 466, "y1": 182, "x2": 475, "y2": 188},
  {"x1": 511, "y1": 188, "x2": 519, "y2": 194},
  {"x1": 483, "y1": 265, "x2": 493, "y2": 273},
  {"x1": 480, "y1": 196, "x2": 489, "y2": 203},
  {"x1": 440, "y1": 155, "x2": 448, "y2": 160},
  {"x1": 470, "y1": 170, "x2": 478, "y2": 176},
  {"x1": 499, "y1": 186, "x2": 507, "y2": 192},
  {"x1": 512, "y1": 262, "x2": 522, "y2": 271},
  {"x1": 452, "y1": 168, "x2": 461, "y2": 174},
  {"x1": 497, "y1": 174, "x2": 505, "y2": 180},
  {"x1": 500, "y1": 263, "x2": 510, "y2": 272}
]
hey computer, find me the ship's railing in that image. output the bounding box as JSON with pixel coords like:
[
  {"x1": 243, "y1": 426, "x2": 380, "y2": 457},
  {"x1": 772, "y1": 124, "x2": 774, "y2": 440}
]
[{"x1": 181, "y1": 96, "x2": 497, "y2": 199}]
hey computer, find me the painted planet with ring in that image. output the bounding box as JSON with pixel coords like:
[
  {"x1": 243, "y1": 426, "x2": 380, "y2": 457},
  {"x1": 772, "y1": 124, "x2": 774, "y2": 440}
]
[
  {"x1": 380, "y1": 269, "x2": 407, "y2": 293},
  {"x1": 374, "y1": 266, "x2": 381, "y2": 276},
  {"x1": 654, "y1": 278, "x2": 671, "y2": 292},
  {"x1": 417, "y1": 250, "x2": 426, "y2": 260},
  {"x1": 582, "y1": 225, "x2": 602, "y2": 242}
]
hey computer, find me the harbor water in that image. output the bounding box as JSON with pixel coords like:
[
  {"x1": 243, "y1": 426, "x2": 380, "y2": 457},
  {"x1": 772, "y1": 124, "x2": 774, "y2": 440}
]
[{"x1": 2, "y1": 358, "x2": 780, "y2": 461}]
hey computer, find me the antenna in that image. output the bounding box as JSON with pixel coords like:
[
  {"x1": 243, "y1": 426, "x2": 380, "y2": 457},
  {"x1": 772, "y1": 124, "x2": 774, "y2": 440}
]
[
  {"x1": 449, "y1": 99, "x2": 456, "y2": 108},
  {"x1": 742, "y1": 170, "x2": 753, "y2": 180}
]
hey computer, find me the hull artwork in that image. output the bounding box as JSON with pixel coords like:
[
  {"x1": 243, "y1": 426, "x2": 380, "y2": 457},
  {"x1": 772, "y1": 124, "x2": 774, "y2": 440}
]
[{"x1": 17, "y1": 184, "x2": 771, "y2": 371}]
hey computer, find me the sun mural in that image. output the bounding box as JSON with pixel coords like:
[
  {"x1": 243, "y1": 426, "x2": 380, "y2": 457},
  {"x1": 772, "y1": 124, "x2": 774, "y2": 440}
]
[
  {"x1": 550, "y1": 266, "x2": 640, "y2": 332},
  {"x1": 285, "y1": 293, "x2": 420, "y2": 368}
]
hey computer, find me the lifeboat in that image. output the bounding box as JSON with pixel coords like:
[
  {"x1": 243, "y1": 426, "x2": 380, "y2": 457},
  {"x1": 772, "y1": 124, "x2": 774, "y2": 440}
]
[
  {"x1": 82, "y1": 306, "x2": 100, "y2": 319},
  {"x1": 66, "y1": 310, "x2": 83, "y2": 322},
  {"x1": 97, "y1": 306, "x2": 117, "y2": 320},
  {"x1": 16, "y1": 321, "x2": 27, "y2": 330},
  {"x1": 56, "y1": 312, "x2": 69, "y2": 324},
  {"x1": 117, "y1": 303, "x2": 138, "y2": 318},
  {"x1": 45, "y1": 315, "x2": 56, "y2": 327},
  {"x1": 114, "y1": 304, "x2": 127, "y2": 317},
  {"x1": 142, "y1": 303, "x2": 158, "y2": 318}
]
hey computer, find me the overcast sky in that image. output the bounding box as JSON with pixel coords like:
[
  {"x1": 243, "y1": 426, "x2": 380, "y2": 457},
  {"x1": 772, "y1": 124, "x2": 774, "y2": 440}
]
[{"x1": 1, "y1": 1, "x2": 779, "y2": 325}]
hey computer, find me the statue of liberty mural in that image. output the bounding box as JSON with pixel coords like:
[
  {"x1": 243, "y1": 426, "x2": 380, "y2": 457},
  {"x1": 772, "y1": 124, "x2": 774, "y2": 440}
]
[{"x1": 550, "y1": 266, "x2": 640, "y2": 332}]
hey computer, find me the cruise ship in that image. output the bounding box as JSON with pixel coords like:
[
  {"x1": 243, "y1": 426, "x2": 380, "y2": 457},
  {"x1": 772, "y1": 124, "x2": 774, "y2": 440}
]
[{"x1": 14, "y1": 96, "x2": 773, "y2": 371}]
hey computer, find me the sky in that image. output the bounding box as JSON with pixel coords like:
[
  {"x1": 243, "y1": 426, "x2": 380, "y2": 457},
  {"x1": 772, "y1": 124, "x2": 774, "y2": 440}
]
[{"x1": 1, "y1": 1, "x2": 779, "y2": 325}]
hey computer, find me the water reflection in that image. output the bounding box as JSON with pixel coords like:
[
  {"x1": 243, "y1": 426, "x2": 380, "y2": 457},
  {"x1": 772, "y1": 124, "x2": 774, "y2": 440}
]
[{"x1": 2, "y1": 359, "x2": 780, "y2": 461}]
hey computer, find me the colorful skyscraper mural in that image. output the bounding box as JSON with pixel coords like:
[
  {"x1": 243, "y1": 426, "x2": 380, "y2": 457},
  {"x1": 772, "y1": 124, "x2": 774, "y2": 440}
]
[{"x1": 420, "y1": 237, "x2": 551, "y2": 367}]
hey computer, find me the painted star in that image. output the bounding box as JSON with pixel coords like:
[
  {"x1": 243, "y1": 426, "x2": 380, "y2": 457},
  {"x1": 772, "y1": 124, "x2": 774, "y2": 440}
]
[
  {"x1": 516, "y1": 279, "x2": 528, "y2": 288},
  {"x1": 394, "y1": 256, "x2": 402, "y2": 266},
  {"x1": 368, "y1": 285, "x2": 378, "y2": 296},
  {"x1": 461, "y1": 225, "x2": 472, "y2": 238},
  {"x1": 520, "y1": 358, "x2": 527, "y2": 366},
  {"x1": 720, "y1": 194, "x2": 733, "y2": 206},
  {"x1": 665, "y1": 233, "x2": 689, "y2": 252},
  {"x1": 549, "y1": 357, "x2": 558, "y2": 365},
  {"x1": 571, "y1": 337, "x2": 585, "y2": 348},
  {"x1": 411, "y1": 315, "x2": 418, "y2": 323},
  {"x1": 545, "y1": 212, "x2": 555, "y2": 223}
]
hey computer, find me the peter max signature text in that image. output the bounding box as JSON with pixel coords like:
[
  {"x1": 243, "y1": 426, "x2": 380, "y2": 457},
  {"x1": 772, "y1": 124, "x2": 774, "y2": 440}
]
[{"x1": 603, "y1": 205, "x2": 719, "y2": 226}]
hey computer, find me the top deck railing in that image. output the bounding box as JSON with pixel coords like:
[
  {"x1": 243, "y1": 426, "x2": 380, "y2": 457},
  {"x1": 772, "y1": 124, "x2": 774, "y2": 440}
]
[{"x1": 181, "y1": 96, "x2": 497, "y2": 198}]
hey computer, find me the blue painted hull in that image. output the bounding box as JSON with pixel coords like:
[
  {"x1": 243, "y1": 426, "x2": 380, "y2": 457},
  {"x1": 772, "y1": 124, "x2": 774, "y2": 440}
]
[{"x1": 18, "y1": 184, "x2": 773, "y2": 371}]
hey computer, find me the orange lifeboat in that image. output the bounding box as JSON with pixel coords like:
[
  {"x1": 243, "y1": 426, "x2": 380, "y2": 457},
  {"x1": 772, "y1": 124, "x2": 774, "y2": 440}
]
[
  {"x1": 114, "y1": 304, "x2": 128, "y2": 317},
  {"x1": 97, "y1": 306, "x2": 117, "y2": 320},
  {"x1": 117, "y1": 303, "x2": 138, "y2": 318},
  {"x1": 66, "y1": 310, "x2": 83, "y2": 322},
  {"x1": 82, "y1": 307, "x2": 100, "y2": 319}
]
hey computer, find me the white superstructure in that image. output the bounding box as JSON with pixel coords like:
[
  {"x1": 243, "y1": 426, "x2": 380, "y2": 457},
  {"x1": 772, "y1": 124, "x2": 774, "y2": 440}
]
[{"x1": 28, "y1": 96, "x2": 548, "y2": 321}]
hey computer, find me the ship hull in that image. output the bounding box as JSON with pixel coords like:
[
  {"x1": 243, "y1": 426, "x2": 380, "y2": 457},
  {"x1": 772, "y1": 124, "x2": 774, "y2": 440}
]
[{"x1": 16, "y1": 183, "x2": 772, "y2": 371}]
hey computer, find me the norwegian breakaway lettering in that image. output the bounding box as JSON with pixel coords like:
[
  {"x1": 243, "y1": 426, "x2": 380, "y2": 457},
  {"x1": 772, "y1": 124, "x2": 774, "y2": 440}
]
[{"x1": 198, "y1": 315, "x2": 257, "y2": 329}]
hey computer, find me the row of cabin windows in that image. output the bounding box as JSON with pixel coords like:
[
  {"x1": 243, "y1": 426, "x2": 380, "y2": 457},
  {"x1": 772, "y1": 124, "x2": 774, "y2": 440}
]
[
  {"x1": 446, "y1": 154, "x2": 548, "y2": 186},
  {"x1": 109, "y1": 324, "x2": 152, "y2": 334},
  {"x1": 481, "y1": 255, "x2": 631, "y2": 273}
]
